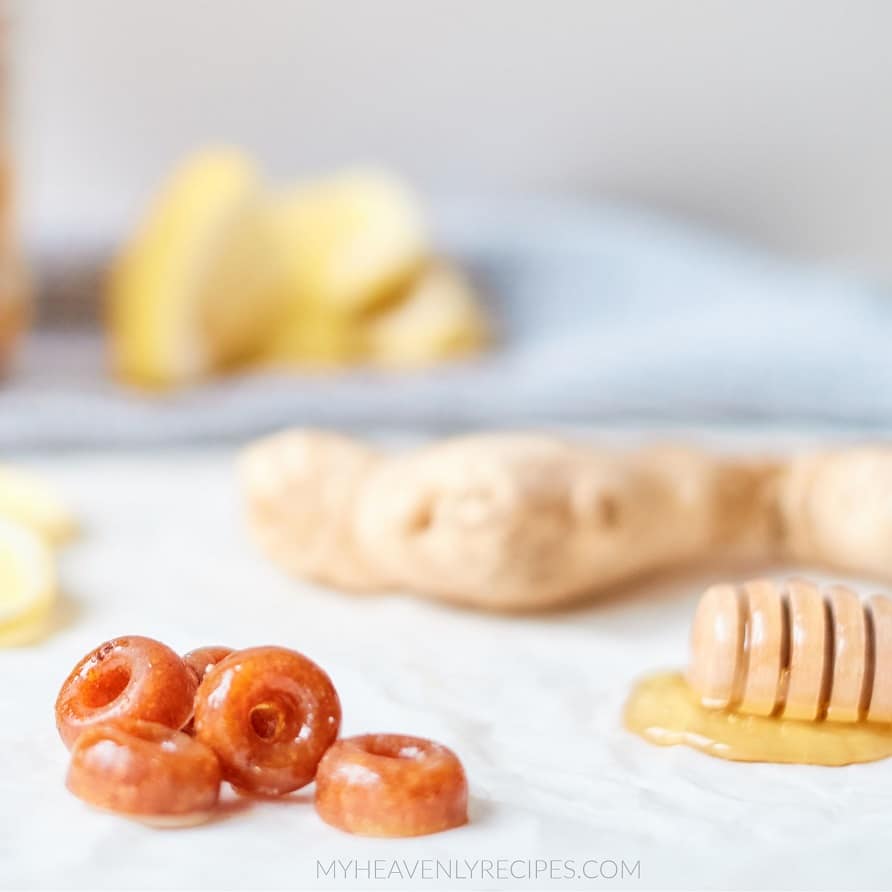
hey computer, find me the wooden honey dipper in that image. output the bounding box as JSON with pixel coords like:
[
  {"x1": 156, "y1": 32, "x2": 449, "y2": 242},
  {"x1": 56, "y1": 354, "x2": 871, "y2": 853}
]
[{"x1": 687, "y1": 578, "x2": 892, "y2": 723}]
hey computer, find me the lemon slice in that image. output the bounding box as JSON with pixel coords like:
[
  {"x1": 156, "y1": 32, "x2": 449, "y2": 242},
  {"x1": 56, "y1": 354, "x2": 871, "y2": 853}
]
[
  {"x1": 261, "y1": 303, "x2": 366, "y2": 369},
  {"x1": 366, "y1": 263, "x2": 488, "y2": 367},
  {"x1": 0, "y1": 466, "x2": 77, "y2": 545},
  {"x1": 273, "y1": 169, "x2": 428, "y2": 314},
  {"x1": 0, "y1": 517, "x2": 56, "y2": 647},
  {"x1": 109, "y1": 149, "x2": 284, "y2": 388}
]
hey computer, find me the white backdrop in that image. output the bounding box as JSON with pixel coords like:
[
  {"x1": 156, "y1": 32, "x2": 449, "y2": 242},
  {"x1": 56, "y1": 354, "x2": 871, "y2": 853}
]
[{"x1": 11, "y1": 0, "x2": 892, "y2": 277}]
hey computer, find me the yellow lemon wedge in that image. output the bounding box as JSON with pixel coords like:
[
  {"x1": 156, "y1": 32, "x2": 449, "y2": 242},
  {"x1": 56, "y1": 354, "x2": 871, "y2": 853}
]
[
  {"x1": 261, "y1": 303, "x2": 366, "y2": 369},
  {"x1": 366, "y1": 263, "x2": 488, "y2": 367},
  {"x1": 273, "y1": 169, "x2": 428, "y2": 315},
  {"x1": 109, "y1": 149, "x2": 284, "y2": 388},
  {"x1": 0, "y1": 517, "x2": 56, "y2": 647},
  {"x1": 0, "y1": 466, "x2": 78, "y2": 546}
]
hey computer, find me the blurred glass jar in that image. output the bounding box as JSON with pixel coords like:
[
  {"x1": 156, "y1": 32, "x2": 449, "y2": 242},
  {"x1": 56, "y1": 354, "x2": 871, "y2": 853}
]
[{"x1": 0, "y1": 16, "x2": 26, "y2": 376}]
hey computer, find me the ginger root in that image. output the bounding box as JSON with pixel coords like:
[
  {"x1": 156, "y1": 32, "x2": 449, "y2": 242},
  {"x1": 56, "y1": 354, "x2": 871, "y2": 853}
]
[
  {"x1": 242, "y1": 430, "x2": 892, "y2": 612},
  {"x1": 777, "y1": 446, "x2": 892, "y2": 581},
  {"x1": 240, "y1": 430, "x2": 783, "y2": 610},
  {"x1": 241, "y1": 431, "x2": 391, "y2": 591}
]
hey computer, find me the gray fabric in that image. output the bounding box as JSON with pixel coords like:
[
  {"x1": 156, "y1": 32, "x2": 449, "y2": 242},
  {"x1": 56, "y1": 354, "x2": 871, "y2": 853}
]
[{"x1": 3, "y1": 198, "x2": 891, "y2": 448}]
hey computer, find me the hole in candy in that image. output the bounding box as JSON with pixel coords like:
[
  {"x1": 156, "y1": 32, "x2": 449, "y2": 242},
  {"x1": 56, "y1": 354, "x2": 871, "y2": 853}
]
[
  {"x1": 250, "y1": 703, "x2": 284, "y2": 741},
  {"x1": 82, "y1": 664, "x2": 131, "y2": 708},
  {"x1": 364, "y1": 737, "x2": 424, "y2": 760}
]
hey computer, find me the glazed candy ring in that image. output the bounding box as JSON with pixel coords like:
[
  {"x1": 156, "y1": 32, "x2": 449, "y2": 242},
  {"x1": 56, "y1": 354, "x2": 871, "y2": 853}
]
[
  {"x1": 181, "y1": 646, "x2": 234, "y2": 734},
  {"x1": 315, "y1": 734, "x2": 469, "y2": 837},
  {"x1": 55, "y1": 636, "x2": 197, "y2": 749},
  {"x1": 66, "y1": 718, "x2": 221, "y2": 826},
  {"x1": 193, "y1": 645, "x2": 341, "y2": 796},
  {"x1": 183, "y1": 646, "x2": 234, "y2": 685}
]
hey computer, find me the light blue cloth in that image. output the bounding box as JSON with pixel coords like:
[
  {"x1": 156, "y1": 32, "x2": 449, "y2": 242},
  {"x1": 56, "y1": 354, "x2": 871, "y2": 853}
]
[{"x1": 3, "y1": 197, "x2": 891, "y2": 447}]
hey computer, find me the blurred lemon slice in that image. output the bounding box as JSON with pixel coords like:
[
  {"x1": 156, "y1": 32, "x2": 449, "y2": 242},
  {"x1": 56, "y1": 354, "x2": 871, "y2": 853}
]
[
  {"x1": 0, "y1": 517, "x2": 56, "y2": 647},
  {"x1": 261, "y1": 304, "x2": 366, "y2": 369},
  {"x1": 0, "y1": 466, "x2": 77, "y2": 545},
  {"x1": 274, "y1": 170, "x2": 428, "y2": 314},
  {"x1": 367, "y1": 263, "x2": 488, "y2": 367},
  {"x1": 109, "y1": 150, "x2": 283, "y2": 388}
]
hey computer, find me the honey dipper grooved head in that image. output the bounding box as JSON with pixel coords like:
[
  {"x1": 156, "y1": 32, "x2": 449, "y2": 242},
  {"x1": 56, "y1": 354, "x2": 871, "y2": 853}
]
[
  {"x1": 868, "y1": 595, "x2": 892, "y2": 724},
  {"x1": 783, "y1": 578, "x2": 826, "y2": 721},
  {"x1": 688, "y1": 578, "x2": 892, "y2": 724},
  {"x1": 686, "y1": 583, "x2": 744, "y2": 709}
]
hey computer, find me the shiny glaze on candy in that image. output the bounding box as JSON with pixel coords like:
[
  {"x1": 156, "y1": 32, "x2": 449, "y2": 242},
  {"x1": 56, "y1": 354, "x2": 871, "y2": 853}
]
[
  {"x1": 315, "y1": 734, "x2": 468, "y2": 836},
  {"x1": 181, "y1": 646, "x2": 234, "y2": 734},
  {"x1": 183, "y1": 645, "x2": 234, "y2": 685},
  {"x1": 55, "y1": 635, "x2": 197, "y2": 749},
  {"x1": 66, "y1": 718, "x2": 221, "y2": 823},
  {"x1": 193, "y1": 645, "x2": 341, "y2": 795}
]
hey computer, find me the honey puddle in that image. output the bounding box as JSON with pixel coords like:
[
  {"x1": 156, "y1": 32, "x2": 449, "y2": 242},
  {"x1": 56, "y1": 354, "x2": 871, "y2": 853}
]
[{"x1": 624, "y1": 673, "x2": 892, "y2": 765}]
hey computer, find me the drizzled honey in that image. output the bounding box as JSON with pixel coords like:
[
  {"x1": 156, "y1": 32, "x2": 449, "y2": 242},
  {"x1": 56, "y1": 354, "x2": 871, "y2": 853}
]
[{"x1": 624, "y1": 672, "x2": 892, "y2": 765}]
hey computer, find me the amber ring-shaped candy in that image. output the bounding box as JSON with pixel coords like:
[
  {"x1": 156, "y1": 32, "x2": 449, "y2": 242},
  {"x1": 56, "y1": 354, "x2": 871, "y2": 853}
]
[
  {"x1": 315, "y1": 734, "x2": 469, "y2": 837},
  {"x1": 66, "y1": 718, "x2": 221, "y2": 826},
  {"x1": 193, "y1": 645, "x2": 341, "y2": 795},
  {"x1": 55, "y1": 636, "x2": 197, "y2": 749},
  {"x1": 183, "y1": 645, "x2": 234, "y2": 685},
  {"x1": 181, "y1": 646, "x2": 234, "y2": 734}
]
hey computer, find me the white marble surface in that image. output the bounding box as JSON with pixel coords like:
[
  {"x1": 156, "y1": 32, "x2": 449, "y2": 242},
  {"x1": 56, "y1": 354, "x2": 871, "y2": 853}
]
[{"x1": 2, "y1": 438, "x2": 892, "y2": 890}]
